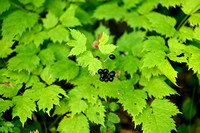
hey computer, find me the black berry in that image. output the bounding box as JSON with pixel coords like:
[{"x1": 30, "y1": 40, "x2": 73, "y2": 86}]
[
  {"x1": 96, "y1": 56, "x2": 100, "y2": 60},
  {"x1": 100, "y1": 77, "x2": 104, "y2": 81},
  {"x1": 103, "y1": 69, "x2": 109, "y2": 74},
  {"x1": 104, "y1": 77, "x2": 109, "y2": 82},
  {"x1": 109, "y1": 77, "x2": 114, "y2": 82},
  {"x1": 109, "y1": 71, "x2": 115, "y2": 77},
  {"x1": 100, "y1": 73, "x2": 105, "y2": 78},
  {"x1": 109, "y1": 54, "x2": 115, "y2": 60},
  {"x1": 98, "y1": 69, "x2": 103, "y2": 74}
]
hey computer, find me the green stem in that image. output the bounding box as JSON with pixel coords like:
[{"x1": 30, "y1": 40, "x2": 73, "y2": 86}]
[
  {"x1": 48, "y1": 115, "x2": 62, "y2": 129},
  {"x1": 8, "y1": 0, "x2": 30, "y2": 12},
  {"x1": 42, "y1": 113, "x2": 48, "y2": 133},
  {"x1": 176, "y1": 3, "x2": 200, "y2": 30}
]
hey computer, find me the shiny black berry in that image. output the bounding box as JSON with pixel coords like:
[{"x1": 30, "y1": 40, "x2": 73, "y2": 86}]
[
  {"x1": 109, "y1": 77, "x2": 114, "y2": 82},
  {"x1": 103, "y1": 69, "x2": 109, "y2": 74},
  {"x1": 100, "y1": 77, "x2": 104, "y2": 81},
  {"x1": 104, "y1": 77, "x2": 109, "y2": 82},
  {"x1": 109, "y1": 71, "x2": 115, "y2": 77},
  {"x1": 100, "y1": 73, "x2": 105, "y2": 78},
  {"x1": 98, "y1": 69, "x2": 103, "y2": 74},
  {"x1": 109, "y1": 54, "x2": 115, "y2": 60},
  {"x1": 96, "y1": 56, "x2": 100, "y2": 60}
]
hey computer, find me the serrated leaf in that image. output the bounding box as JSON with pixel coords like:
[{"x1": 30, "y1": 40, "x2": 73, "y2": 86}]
[
  {"x1": 8, "y1": 54, "x2": 40, "y2": 73},
  {"x1": 48, "y1": 25, "x2": 70, "y2": 43},
  {"x1": 68, "y1": 29, "x2": 87, "y2": 56},
  {"x1": 174, "y1": 26, "x2": 195, "y2": 42},
  {"x1": 93, "y1": 2, "x2": 126, "y2": 21},
  {"x1": 157, "y1": 59, "x2": 178, "y2": 86},
  {"x1": 123, "y1": 12, "x2": 150, "y2": 29},
  {"x1": 98, "y1": 33, "x2": 117, "y2": 54},
  {"x1": 189, "y1": 13, "x2": 200, "y2": 25},
  {"x1": 53, "y1": 98, "x2": 70, "y2": 116},
  {"x1": 12, "y1": 95, "x2": 36, "y2": 125},
  {"x1": 0, "y1": 80, "x2": 22, "y2": 98},
  {"x1": 26, "y1": 75, "x2": 40, "y2": 88},
  {"x1": 0, "y1": 37, "x2": 14, "y2": 58},
  {"x1": 39, "y1": 48, "x2": 56, "y2": 66},
  {"x1": 0, "y1": 99, "x2": 13, "y2": 113},
  {"x1": 146, "y1": 12, "x2": 176, "y2": 37},
  {"x1": 32, "y1": 0, "x2": 45, "y2": 7},
  {"x1": 85, "y1": 100, "x2": 105, "y2": 125},
  {"x1": 47, "y1": 43, "x2": 70, "y2": 60},
  {"x1": 141, "y1": 67, "x2": 162, "y2": 80},
  {"x1": 123, "y1": 0, "x2": 143, "y2": 9},
  {"x1": 159, "y1": 0, "x2": 183, "y2": 8},
  {"x1": 51, "y1": 60, "x2": 79, "y2": 81},
  {"x1": 134, "y1": 99, "x2": 180, "y2": 133},
  {"x1": 123, "y1": 55, "x2": 139, "y2": 75},
  {"x1": 143, "y1": 77, "x2": 178, "y2": 98},
  {"x1": 117, "y1": 31, "x2": 146, "y2": 54},
  {"x1": 69, "y1": 99, "x2": 88, "y2": 116},
  {"x1": 2, "y1": 10, "x2": 39, "y2": 38},
  {"x1": 118, "y1": 88, "x2": 147, "y2": 116},
  {"x1": 137, "y1": 0, "x2": 159, "y2": 14},
  {"x1": 43, "y1": 11, "x2": 58, "y2": 29},
  {"x1": 41, "y1": 65, "x2": 56, "y2": 85},
  {"x1": 142, "y1": 50, "x2": 166, "y2": 68},
  {"x1": 187, "y1": 46, "x2": 200, "y2": 74},
  {"x1": 142, "y1": 36, "x2": 168, "y2": 52},
  {"x1": 37, "y1": 85, "x2": 67, "y2": 115},
  {"x1": 0, "y1": 0, "x2": 10, "y2": 14},
  {"x1": 182, "y1": 0, "x2": 200, "y2": 15},
  {"x1": 57, "y1": 113, "x2": 89, "y2": 133},
  {"x1": 59, "y1": 4, "x2": 81, "y2": 27}
]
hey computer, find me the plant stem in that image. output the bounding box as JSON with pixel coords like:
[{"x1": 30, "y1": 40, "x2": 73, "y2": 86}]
[
  {"x1": 42, "y1": 113, "x2": 48, "y2": 133},
  {"x1": 48, "y1": 115, "x2": 62, "y2": 129},
  {"x1": 8, "y1": 0, "x2": 30, "y2": 12}
]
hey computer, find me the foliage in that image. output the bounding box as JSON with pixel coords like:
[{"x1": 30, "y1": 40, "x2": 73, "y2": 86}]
[{"x1": 0, "y1": 0, "x2": 200, "y2": 132}]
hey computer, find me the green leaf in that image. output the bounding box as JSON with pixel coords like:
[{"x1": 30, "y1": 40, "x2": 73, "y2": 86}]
[
  {"x1": 0, "y1": 99, "x2": 13, "y2": 113},
  {"x1": 57, "y1": 113, "x2": 90, "y2": 133},
  {"x1": 117, "y1": 31, "x2": 146, "y2": 54},
  {"x1": 159, "y1": 0, "x2": 182, "y2": 8},
  {"x1": 142, "y1": 50, "x2": 166, "y2": 69},
  {"x1": 59, "y1": 4, "x2": 81, "y2": 27},
  {"x1": 53, "y1": 98, "x2": 70, "y2": 116},
  {"x1": 143, "y1": 77, "x2": 178, "y2": 98},
  {"x1": 48, "y1": 25, "x2": 70, "y2": 43},
  {"x1": 68, "y1": 29, "x2": 87, "y2": 56},
  {"x1": 12, "y1": 95, "x2": 36, "y2": 125},
  {"x1": 0, "y1": 80, "x2": 22, "y2": 98},
  {"x1": 0, "y1": 0, "x2": 10, "y2": 14},
  {"x1": 39, "y1": 48, "x2": 56, "y2": 66},
  {"x1": 107, "y1": 112, "x2": 120, "y2": 123},
  {"x1": 42, "y1": 11, "x2": 58, "y2": 29},
  {"x1": 134, "y1": 99, "x2": 180, "y2": 133},
  {"x1": 174, "y1": 26, "x2": 195, "y2": 42},
  {"x1": 51, "y1": 60, "x2": 79, "y2": 81},
  {"x1": 142, "y1": 36, "x2": 168, "y2": 52},
  {"x1": 146, "y1": 12, "x2": 176, "y2": 37},
  {"x1": 123, "y1": 0, "x2": 143, "y2": 9},
  {"x1": 189, "y1": 13, "x2": 200, "y2": 25},
  {"x1": 181, "y1": 0, "x2": 200, "y2": 14},
  {"x1": 75, "y1": 7, "x2": 92, "y2": 24},
  {"x1": 85, "y1": 100, "x2": 105, "y2": 125},
  {"x1": 118, "y1": 82, "x2": 147, "y2": 116},
  {"x1": 109, "y1": 102, "x2": 119, "y2": 112},
  {"x1": 123, "y1": 55, "x2": 139, "y2": 75},
  {"x1": 187, "y1": 46, "x2": 200, "y2": 74},
  {"x1": 157, "y1": 59, "x2": 178, "y2": 86},
  {"x1": 2, "y1": 10, "x2": 39, "y2": 38},
  {"x1": 77, "y1": 51, "x2": 102, "y2": 75},
  {"x1": 44, "y1": 0, "x2": 66, "y2": 17},
  {"x1": 0, "y1": 37, "x2": 14, "y2": 58},
  {"x1": 93, "y1": 2, "x2": 126, "y2": 21},
  {"x1": 123, "y1": 12, "x2": 150, "y2": 29},
  {"x1": 31, "y1": 0, "x2": 45, "y2": 7},
  {"x1": 8, "y1": 53, "x2": 40, "y2": 73},
  {"x1": 37, "y1": 85, "x2": 67, "y2": 115},
  {"x1": 47, "y1": 43, "x2": 70, "y2": 61},
  {"x1": 41, "y1": 65, "x2": 56, "y2": 85},
  {"x1": 98, "y1": 33, "x2": 117, "y2": 54},
  {"x1": 141, "y1": 67, "x2": 162, "y2": 80},
  {"x1": 137, "y1": 0, "x2": 159, "y2": 14}
]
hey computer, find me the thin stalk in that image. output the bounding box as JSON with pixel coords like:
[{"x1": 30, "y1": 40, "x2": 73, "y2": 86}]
[
  {"x1": 48, "y1": 115, "x2": 62, "y2": 129},
  {"x1": 8, "y1": 0, "x2": 29, "y2": 12},
  {"x1": 42, "y1": 113, "x2": 48, "y2": 133}
]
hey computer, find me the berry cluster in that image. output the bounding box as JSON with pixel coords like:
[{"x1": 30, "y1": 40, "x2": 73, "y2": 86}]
[
  {"x1": 98, "y1": 69, "x2": 115, "y2": 82},
  {"x1": 97, "y1": 54, "x2": 116, "y2": 82}
]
